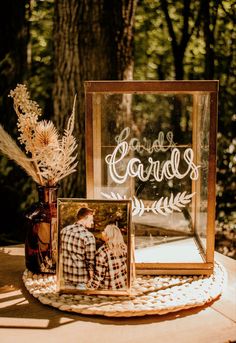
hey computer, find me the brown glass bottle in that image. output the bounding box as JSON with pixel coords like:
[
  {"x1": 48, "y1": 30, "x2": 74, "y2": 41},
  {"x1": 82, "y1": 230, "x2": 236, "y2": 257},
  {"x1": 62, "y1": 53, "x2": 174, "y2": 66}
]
[{"x1": 24, "y1": 185, "x2": 58, "y2": 274}]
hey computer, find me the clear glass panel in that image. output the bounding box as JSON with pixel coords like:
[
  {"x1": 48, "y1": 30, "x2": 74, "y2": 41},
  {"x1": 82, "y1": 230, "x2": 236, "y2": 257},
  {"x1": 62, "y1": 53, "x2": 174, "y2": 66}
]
[
  {"x1": 193, "y1": 94, "x2": 211, "y2": 252},
  {"x1": 92, "y1": 92, "x2": 210, "y2": 263}
]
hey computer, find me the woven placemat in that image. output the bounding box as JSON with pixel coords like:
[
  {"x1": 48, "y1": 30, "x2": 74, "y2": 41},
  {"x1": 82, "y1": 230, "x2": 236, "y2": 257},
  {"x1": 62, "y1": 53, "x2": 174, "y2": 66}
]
[{"x1": 22, "y1": 262, "x2": 226, "y2": 317}]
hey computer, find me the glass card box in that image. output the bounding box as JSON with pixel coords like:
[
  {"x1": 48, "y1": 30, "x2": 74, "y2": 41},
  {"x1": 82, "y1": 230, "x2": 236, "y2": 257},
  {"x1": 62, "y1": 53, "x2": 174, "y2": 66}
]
[{"x1": 85, "y1": 81, "x2": 218, "y2": 275}]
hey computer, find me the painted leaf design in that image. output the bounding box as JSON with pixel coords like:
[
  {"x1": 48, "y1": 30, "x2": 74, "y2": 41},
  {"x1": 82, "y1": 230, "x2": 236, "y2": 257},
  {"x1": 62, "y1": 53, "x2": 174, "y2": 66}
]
[
  {"x1": 101, "y1": 192, "x2": 113, "y2": 200},
  {"x1": 169, "y1": 193, "x2": 182, "y2": 212},
  {"x1": 132, "y1": 196, "x2": 140, "y2": 216},
  {"x1": 101, "y1": 191, "x2": 195, "y2": 217},
  {"x1": 152, "y1": 197, "x2": 167, "y2": 216},
  {"x1": 111, "y1": 191, "x2": 116, "y2": 199},
  {"x1": 163, "y1": 197, "x2": 172, "y2": 213}
]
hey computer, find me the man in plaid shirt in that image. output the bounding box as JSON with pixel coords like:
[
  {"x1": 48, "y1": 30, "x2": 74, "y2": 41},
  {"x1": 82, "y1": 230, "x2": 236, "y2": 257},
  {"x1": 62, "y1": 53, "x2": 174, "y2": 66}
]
[{"x1": 61, "y1": 207, "x2": 96, "y2": 287}]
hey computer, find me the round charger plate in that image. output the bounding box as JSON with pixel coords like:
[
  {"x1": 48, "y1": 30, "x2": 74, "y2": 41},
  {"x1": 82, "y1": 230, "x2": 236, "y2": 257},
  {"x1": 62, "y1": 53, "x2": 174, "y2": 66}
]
[{"x1": 22, "y1": 262, "x2": 226, "y2": 317}]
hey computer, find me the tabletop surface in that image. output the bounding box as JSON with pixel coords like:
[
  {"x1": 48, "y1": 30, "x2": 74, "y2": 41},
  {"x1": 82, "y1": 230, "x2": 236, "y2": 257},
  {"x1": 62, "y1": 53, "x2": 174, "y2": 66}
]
[{"x1": 0, "y1": 245, "x2": 235, "y2": 343}]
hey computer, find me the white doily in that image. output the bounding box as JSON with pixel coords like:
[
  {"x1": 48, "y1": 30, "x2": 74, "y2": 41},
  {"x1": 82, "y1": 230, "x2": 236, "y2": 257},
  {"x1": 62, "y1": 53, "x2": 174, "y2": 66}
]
[{"x1": 22, "y1": 262, "x2": 226, "y2": 317}]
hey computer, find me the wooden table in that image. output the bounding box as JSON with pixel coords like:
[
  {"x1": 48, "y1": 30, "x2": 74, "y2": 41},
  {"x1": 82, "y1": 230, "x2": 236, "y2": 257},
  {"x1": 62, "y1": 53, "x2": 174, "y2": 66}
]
[{"x1": 0, "y1": 245, "x2": 235, "y2": 343}]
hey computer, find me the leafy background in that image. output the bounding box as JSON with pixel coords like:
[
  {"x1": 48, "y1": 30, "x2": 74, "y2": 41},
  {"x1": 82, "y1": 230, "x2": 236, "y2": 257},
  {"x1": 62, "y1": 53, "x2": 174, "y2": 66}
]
[
  {"x1": 0, "y1": 0, "x2": 235, "y2": 259},
  {"x1": 58, "y1": 201, "x2": 129, "y2": 249}
]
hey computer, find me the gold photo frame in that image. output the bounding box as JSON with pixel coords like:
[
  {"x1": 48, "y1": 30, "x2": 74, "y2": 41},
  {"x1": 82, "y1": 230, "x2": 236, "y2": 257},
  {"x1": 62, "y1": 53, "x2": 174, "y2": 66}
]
[{"x1": 57, "y1": 198, "x2": 132, "y2": 295}]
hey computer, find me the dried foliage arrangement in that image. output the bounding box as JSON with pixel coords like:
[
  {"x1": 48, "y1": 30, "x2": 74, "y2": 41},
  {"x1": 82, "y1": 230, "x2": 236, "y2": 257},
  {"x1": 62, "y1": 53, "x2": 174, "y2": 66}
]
[{"x1": 0, "y1": 84, "x2": 78, "y2": 186}]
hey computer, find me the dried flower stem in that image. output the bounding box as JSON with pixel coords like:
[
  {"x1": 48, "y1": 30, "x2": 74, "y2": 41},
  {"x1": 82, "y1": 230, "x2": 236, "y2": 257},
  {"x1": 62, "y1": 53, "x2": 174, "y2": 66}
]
[
  {"x1": 0, "y1": 125, "x2": 41, "y2": 183},
  {"x1": 0, "y1": 84, "x2": 78, "y2": 186}
]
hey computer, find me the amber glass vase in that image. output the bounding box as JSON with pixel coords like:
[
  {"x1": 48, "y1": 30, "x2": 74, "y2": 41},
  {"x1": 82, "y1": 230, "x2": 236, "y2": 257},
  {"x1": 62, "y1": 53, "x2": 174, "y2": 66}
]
[{"x1": 25, "y1": 185, "x2": 58, "y2": 274}]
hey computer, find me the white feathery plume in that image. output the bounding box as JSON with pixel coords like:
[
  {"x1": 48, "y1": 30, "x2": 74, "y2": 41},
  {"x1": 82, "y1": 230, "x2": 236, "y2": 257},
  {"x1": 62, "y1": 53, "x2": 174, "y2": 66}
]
[
  {"x1": 0, "y1": 125, "x2": 41, "y2": 184},
  {"x1": 0, "y1": 85, "x2": 79, "y2": 186},
  {"x1": 37, "y1": 95, "x2": 78, "y2": 184}
]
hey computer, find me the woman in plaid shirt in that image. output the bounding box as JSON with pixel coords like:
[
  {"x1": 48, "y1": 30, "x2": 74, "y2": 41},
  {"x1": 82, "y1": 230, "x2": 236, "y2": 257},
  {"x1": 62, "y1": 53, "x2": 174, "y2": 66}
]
[{"x1": 87, "y1": 224, "x2": 127, "y2": 290}]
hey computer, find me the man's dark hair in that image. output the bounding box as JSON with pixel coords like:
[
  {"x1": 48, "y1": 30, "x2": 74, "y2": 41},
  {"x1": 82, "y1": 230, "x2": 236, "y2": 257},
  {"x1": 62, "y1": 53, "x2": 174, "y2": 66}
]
[{"x1": 77, "y1": 207, "x2": 94, "y2": 221}]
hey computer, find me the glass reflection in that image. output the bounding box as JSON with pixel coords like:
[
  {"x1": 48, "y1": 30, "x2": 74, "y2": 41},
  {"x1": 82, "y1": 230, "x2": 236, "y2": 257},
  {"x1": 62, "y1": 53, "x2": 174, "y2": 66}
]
[{"x1": 92, "y1": 92, "x2": 210, "y2": 263}]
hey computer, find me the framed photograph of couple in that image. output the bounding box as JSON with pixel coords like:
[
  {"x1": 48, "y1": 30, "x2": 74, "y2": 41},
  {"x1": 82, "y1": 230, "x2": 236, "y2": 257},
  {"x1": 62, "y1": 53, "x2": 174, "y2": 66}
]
[{"x1": 57, "y1": 198, "x2": 132, "y2": 295}]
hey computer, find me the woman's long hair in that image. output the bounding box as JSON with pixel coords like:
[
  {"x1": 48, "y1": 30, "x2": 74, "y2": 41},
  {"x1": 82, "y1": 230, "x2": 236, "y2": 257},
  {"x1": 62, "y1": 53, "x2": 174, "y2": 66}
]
[{"x1": 104, "y1": 224, "x2": 127, "y2": 257}]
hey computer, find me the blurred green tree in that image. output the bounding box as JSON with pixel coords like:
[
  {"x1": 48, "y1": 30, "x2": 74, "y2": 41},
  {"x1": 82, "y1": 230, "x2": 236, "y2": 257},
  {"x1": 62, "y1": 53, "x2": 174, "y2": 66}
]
[
  {"x1": 0, "y1": 0, "x2": 235, "y2": 258},
  {"x1": 27, "y1": 0, "x2": 54, "y2": 116},
  {"x1": 0, "y1": 0, "x2": 31, "y2": 244},
  {"x1": 53, "y1": 0, "x2": 137, "y2": 198},
  {"x1": 134, "y1": 0, "x2": 236, "y2": 258}
]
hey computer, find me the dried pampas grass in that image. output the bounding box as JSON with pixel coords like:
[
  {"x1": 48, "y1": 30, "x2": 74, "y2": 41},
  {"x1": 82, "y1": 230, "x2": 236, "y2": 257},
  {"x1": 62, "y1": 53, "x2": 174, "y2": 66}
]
[
  {"x1": 0, "y1": 125, "x2": 41, "y2": 183},
  {"x1": 0, "y1": 84, "x2": 78, "y2": 186}
]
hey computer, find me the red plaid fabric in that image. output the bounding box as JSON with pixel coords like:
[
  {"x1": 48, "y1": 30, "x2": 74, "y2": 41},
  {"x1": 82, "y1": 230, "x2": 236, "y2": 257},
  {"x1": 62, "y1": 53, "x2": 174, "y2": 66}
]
[
  {"x1": 88, "y1": 243, "x2": 127, "y2": 290},
  {"x1": 61, "y1": 224, "x2": 96, "y2": 284}
]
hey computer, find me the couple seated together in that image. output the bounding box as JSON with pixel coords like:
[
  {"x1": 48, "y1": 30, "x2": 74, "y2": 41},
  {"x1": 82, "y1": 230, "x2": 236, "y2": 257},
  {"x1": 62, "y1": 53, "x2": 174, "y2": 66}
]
[{"x1": 61, "y1": 207, "x2": 127, "y2": 290}]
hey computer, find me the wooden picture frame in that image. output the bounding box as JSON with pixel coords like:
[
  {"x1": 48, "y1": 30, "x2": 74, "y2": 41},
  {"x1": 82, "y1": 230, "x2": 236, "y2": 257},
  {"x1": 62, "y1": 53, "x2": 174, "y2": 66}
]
[
  {"x1": 57, "y1": 198, "x2": 132, "y2": 295},
  {"x1": 85, "y1": 80, "x2": 218, "y2": 275}
]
